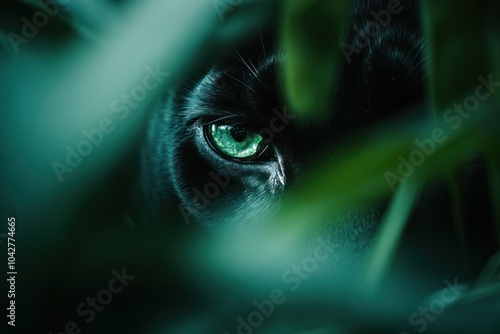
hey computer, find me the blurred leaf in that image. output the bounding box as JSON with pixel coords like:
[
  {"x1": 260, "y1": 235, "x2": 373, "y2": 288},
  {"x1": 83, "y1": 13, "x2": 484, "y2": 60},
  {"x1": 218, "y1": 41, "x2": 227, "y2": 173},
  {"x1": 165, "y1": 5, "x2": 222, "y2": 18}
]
[
  {"x1": 475, "y1": 251, "x2": 500, "y2": 287},
  {"x1": 282, "y1": 0, "x2": 350, "y2": 120},
  {"x1": 362, "y1": 179, "x2": 421, "y2": 294},
  {"x1": 488, "y1": 158, "x2": 500, "y2": 244},
  {"x1": 486, "y1": 14, "x2": 500, "y2": 106},
  {"x1": 447, "y1": 168, "x2": 469, "y2": 248},
  {"x1": 205, "y1": 110, "x2": 498, "y2": 290},
  {"x1": 282, "y1": 123, "x2": 474, "y2": 224},
  {"x1": 261, "y1": 106, "x2": 499, "y2": 255},
  {"x1": 423, "y1": 0, "x2": 500, "y2": 252},
  {"x1": 423, "y1": 0, "x2": 489, "y2": 113}
]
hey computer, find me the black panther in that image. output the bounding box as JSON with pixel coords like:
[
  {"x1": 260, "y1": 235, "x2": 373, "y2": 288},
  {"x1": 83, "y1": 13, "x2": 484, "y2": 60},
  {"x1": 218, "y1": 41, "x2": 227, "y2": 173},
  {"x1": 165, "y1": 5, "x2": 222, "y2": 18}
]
[{"x1": 139, "y1": 0, "x2": 496, "y2": 277}]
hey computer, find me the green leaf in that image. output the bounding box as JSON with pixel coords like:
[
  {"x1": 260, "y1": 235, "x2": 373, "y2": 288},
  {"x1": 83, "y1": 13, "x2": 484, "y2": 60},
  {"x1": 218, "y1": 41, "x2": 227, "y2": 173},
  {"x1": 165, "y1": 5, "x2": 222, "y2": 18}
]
[
  {"x1": 281, "y1": 0, "x2": 350, "y2": 120},
  {"x1": 423, "y1": 0, "x2": 489, "y2": 113},
  {"x1": 362, "y1": 178, "x2": 421, "y2": 295}
]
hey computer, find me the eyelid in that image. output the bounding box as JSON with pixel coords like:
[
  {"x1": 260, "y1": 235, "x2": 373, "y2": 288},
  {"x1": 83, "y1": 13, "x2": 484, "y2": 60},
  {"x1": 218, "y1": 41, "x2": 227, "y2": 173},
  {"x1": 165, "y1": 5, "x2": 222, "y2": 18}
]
[{"x1": 200, "y1": 114, "x2": 255, "y2": 128}]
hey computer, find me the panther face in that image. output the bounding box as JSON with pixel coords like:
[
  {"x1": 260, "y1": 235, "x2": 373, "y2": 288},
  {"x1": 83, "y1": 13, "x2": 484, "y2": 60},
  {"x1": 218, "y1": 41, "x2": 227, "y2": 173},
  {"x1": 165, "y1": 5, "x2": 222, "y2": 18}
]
[{"x1": 141, "y1": 0, "x2": 426, "y2": 263}]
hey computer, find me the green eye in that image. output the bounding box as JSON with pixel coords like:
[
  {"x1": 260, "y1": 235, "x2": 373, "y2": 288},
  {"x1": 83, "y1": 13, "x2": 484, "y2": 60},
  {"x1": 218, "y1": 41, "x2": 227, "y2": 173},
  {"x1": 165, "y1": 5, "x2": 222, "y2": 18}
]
[{"x1": 207, "y1": 124, "x2": 264, "y2": 160}]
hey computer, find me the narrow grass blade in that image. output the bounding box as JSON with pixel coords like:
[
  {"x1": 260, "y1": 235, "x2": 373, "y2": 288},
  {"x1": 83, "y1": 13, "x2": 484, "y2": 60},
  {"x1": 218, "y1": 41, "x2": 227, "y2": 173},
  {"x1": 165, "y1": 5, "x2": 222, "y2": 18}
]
[{"x1": 362, "y1": 179, "x2": 421, "y2": 295}]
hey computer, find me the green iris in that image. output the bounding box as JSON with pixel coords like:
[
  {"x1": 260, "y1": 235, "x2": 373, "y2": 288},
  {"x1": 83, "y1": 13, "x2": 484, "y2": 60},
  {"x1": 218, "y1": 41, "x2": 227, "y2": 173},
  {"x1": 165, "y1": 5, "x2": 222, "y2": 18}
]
[{"x1": 208, "y1": 124, "x2": 263, "y2": 159}]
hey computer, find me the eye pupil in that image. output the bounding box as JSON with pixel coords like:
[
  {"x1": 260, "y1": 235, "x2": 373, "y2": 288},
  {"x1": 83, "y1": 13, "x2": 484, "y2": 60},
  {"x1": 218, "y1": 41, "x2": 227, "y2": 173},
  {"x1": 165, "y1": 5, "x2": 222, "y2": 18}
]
[{"x1": 231, "y1": 126, "x2": 247, "y2": 142}]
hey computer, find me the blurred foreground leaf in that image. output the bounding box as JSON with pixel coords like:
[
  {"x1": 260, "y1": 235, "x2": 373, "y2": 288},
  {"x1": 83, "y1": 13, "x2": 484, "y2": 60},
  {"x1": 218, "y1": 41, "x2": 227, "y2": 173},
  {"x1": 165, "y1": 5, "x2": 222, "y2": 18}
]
[
  {"x1": 423, "y1": 0, "x2": 500, "y2": 248},
  {"x1": 423, "y1": 0, "x2": 489, "y2": 113},
  {"x1": 362, "y1": 178, "x2": 421, "y2": 294},
  {"x1": 213, "y1": 102, "x2": 500, "y2": 288},
  {"x1": 282, "y1": 0, "x2": 349, "y2": 119}
]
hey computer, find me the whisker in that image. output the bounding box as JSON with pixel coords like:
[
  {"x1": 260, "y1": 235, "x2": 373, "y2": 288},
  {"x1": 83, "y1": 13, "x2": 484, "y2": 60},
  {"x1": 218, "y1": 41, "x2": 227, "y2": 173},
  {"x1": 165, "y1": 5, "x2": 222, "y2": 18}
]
[
  {"x1": 230, "y1": 45, "x2": 276, "y2": 95},
  {"x1": 201, "y1": 115, "x2": 242, "y2": 126},
  {"x1": 225, "y1": 73, "x2": 258, "y2": 93}
]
